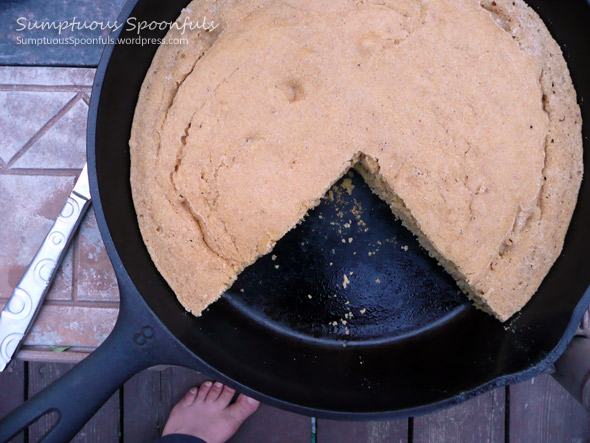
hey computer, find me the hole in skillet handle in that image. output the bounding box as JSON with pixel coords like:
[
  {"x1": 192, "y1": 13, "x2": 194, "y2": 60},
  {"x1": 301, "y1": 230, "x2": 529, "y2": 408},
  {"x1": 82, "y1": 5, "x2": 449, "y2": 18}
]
[{"x1": 0, "y1": 281, "x2": 198, "y2": 443}]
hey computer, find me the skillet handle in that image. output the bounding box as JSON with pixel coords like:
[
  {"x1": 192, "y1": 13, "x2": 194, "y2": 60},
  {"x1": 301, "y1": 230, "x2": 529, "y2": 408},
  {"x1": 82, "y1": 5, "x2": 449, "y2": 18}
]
[
  {"x1": 0, "y1": 296, "x2": 183, "y2": 443},
  {"x1": 552, "y1": 334, "x2": 590, "y2": 410}
]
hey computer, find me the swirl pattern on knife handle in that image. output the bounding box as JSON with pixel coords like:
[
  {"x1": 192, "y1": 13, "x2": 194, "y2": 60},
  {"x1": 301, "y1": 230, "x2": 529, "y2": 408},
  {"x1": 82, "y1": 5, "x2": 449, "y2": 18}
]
[{"x1": 0, "y1": 167, "x2": 91, "y2": 371}]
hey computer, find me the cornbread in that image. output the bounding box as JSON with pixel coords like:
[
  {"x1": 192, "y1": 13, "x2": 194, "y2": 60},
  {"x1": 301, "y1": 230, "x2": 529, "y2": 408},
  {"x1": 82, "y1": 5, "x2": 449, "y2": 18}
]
[{"x1": 130, "y1": 0, "x2": 583, "y2": 321}]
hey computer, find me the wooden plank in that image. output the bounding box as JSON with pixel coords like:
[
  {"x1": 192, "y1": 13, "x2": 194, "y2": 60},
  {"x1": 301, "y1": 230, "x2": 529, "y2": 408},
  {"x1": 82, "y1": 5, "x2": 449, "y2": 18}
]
[
  {"x1": 317, "y1": 418, "x2": 408, "y2": 443},
  {"x1": 230, "y1": 403, "x2": 310, "y2": 443},
  {"x1": 124, "y1": 369, "x2": 165, "y2": 443},
  {"x1": 28, "y1": 363, "x2": 71, "y2": 441},
  {"x1": 413, "y1": 388, "x2": 505, "y2": 443},
  {"x1": 0, "y1": 360, "x2": 26, "y2": 443},
  {"x1": 510, "y1": 374, "x2": 590, "y2": 442},
  {"x1": 28, "y1": 362, "x2": 120, "y2": 442}
]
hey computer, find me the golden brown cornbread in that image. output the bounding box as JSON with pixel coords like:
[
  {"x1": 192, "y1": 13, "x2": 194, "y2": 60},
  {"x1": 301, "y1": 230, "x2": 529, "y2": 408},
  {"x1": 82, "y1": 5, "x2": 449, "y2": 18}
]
[{"x1": 130, "y1": 0, "x2": 583, "y2": 321}]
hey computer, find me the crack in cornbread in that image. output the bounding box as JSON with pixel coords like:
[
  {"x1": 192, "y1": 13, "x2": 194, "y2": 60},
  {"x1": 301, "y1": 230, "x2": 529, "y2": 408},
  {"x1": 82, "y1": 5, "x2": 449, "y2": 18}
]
[{"x1": 130, "y1": 0, "x2": 582, "y2": 321}]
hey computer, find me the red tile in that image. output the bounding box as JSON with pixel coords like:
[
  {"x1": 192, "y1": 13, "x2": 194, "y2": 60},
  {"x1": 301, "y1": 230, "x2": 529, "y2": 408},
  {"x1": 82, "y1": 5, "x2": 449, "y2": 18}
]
[
  {"x1": 0, "y1": 299, "x2": 117, "y2": 348},
  {"x1": 0, "y1": 174, "x2": 75, "y2": 301},
  {"x1": 230, "y1": 404, "x2": 310, "y2": 443},
  {"x1": 0, "y1": 67, "x2": 122, "y2": 355},
  {"x1": 25, "y1": 304, "x2": 117, "y2": 348},
  {"x1": 76, "y1": 210, "x2": 119, "y2": 302},
  {"x1": 0, "y1": 91, "x2": 76, "y2": 165},
  {"x1": 12, "y1": 99, "x2": 88, "y2": 169}
]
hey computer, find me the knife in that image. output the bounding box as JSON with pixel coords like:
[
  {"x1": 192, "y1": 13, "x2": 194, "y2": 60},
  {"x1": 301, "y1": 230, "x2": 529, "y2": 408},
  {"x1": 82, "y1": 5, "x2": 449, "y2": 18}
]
[{"x1": 0, "y1": 164, "x2": 91, "y2": 371}]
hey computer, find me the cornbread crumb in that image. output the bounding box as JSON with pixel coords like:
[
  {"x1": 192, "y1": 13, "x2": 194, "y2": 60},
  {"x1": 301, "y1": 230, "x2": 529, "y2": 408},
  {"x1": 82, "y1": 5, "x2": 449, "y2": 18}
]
[{"x1": 341, "y1": 178, "x2": 355, "y2": 195}]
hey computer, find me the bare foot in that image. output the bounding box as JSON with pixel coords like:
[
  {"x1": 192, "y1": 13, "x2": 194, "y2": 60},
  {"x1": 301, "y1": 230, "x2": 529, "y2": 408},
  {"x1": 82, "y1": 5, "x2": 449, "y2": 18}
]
[{"x1": 162, "y1": 381, "x2": 260, "y2": 443}]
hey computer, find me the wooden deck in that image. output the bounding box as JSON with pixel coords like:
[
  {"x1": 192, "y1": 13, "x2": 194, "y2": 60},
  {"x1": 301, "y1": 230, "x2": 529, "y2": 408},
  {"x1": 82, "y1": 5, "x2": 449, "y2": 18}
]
[{"x1": 1, "y1": 360, "x2": 588, "y2": 442}]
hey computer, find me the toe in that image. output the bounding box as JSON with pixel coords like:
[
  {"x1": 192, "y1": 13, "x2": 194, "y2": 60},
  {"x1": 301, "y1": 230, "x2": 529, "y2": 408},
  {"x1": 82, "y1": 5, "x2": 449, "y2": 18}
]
[
  {"x1": 217, "y1": 385, "x2": 236, "y2": 408},
  {"x1": 206, "y1": 381, "x2": 224, "y2": 403},
  {"x1": 179, "y1": 386, "x2": 198, "y2": 407},
  {"x1": 227, "y1": 394, "x2": 260, "y2": 424},
  {"x1": 196, "y1": 381, "x2": 213, "y2": 403}
]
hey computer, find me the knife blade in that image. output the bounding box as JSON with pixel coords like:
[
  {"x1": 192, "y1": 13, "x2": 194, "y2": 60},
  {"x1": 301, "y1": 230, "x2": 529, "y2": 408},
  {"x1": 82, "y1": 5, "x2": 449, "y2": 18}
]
[{"x1": 0, "y1": 164, "x2": 91, "y2": 371}]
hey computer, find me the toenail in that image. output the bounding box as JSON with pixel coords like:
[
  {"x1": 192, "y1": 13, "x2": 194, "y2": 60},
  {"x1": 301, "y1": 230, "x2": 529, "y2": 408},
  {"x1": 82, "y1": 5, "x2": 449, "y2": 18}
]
[
  {"x1": 190, "y1": 387, "x2": 197, "y2": 394},
  {"x1": 214, "y1": 382, "x2": 223, "y2": 388},
  {"x1": 203, "y1": 381, "x2": 212, "y2": 387},
  {"x1": 246, "y1": 397, "x2": 259, "y2": 405}
]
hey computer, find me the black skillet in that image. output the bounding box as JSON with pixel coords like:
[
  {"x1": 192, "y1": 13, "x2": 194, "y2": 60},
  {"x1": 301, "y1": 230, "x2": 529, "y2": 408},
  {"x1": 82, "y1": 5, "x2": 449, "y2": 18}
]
[{"x1": 1, "y1": 0, "x2": 589, "y2": 441}]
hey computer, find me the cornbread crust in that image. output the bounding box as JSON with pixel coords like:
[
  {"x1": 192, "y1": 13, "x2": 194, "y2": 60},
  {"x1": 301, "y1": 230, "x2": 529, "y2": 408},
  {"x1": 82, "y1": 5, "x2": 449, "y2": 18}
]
[{"x1": 130, "y1": 0, "x2": 582, "y2": 321}]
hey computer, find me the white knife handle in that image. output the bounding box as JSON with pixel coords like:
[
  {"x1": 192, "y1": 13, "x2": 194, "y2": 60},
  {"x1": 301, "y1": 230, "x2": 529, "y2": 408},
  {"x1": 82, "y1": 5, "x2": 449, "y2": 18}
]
[{"x1": 0, "y1": 190, "x2": 91, "y2": 371}]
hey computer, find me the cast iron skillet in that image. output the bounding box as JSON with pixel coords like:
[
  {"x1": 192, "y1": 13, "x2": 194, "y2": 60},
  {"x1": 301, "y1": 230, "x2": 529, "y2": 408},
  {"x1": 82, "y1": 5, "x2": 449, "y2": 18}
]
[{"x1": 1, "y1": 0, "x2": 590, "y2": 441}]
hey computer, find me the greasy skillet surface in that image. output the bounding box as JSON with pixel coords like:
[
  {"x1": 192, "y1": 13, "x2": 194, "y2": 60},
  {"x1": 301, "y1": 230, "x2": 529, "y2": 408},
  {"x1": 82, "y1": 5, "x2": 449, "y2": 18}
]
[{"x1": 89, "y1": 0, "x2": 590, "y2": 416}]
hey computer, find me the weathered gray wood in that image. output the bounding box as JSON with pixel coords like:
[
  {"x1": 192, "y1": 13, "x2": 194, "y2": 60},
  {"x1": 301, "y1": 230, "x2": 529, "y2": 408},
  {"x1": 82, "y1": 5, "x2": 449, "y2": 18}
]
[
  {"x1": 317, "y1": 418, "x2": 408, "y2": 443},
  {"x1": 28, "y1": 362, "x2": 120, "y2": 442},
  {"x1": 124, "y1": 367, "x2": 205, "y2": 443},
  {"x1": 554, "y1": 335, "x2": 590, "y2": 409},
  {"x1": 0, "y1": 360, "x2": 26, "y2": 443},
  {"x1": 229, "y1": 403, "x2": 310, "y2": 443},
  {"x1": 510, "y1": 374, "x2": 590, "y2": 442},
  {"x1": 413, "y1": 388, "x2": 505, "y2": 443},
  {"x1": 124, "y1": 369, "x2": 164, "y2": 443}
]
